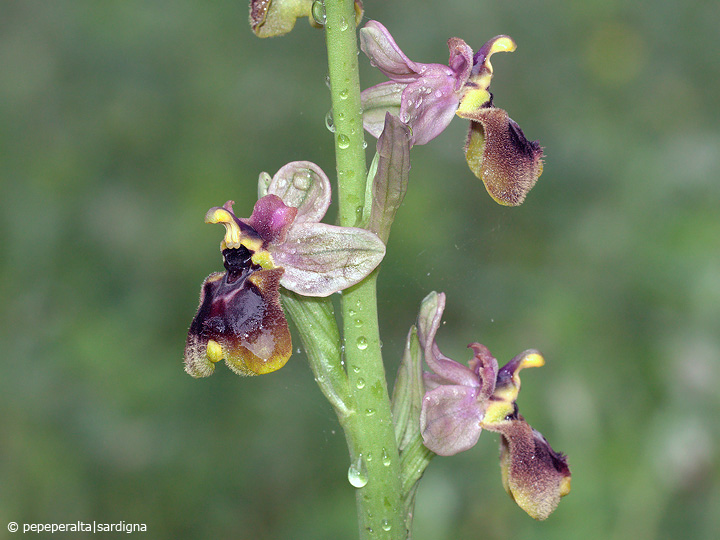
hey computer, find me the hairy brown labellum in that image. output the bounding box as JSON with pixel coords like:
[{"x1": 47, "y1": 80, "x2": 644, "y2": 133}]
[
  {"x1": 462, "y1": 108, "x2": 544, "y2": 206},
  {"x1": 184, "y1": 247, "x2": 291, "y2": 377}
]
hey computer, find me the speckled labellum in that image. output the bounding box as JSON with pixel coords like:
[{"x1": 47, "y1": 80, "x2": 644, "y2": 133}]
[{"x1": 184, "y1": 246, "x2": 291, "y2": 377}]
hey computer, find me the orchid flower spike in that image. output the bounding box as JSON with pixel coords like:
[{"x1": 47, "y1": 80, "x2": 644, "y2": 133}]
[
  {"x1": 417, "y1": 292, "x2": 571, "y2": 520},
  {"x1": 360, "y1": 20, "x2": 543, "y2": 205},
  {"x1": 185, "y1": 161, "x2": 385, "y2": 378}
]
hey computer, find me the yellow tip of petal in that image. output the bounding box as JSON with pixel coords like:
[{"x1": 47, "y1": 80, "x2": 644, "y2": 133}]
[
  {"x1": 520, "y1": 351, "x2": 545, "y2": 370},
  {"x1": 490, "y1": 36, "x2": 517, "y2": 55},
  {"x1": 204, "y1": 206, "x2": 233, "y2": 225}
]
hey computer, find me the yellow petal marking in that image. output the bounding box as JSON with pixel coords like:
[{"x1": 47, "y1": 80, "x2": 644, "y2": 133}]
[
  {"x1": 251, "y1": 250, "x2": 275, "y2": 269},
  {"x1": 206, "y1": 339, "x2": 224, "y2": 363}
]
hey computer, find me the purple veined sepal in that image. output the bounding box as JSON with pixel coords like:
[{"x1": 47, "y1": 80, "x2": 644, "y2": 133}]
[
  {"x1": 417, "y1": 292, "x2": 498, "y2": 456},
  {"x1": 359, "y1": 20, "x2": 470, "y2": 146}
]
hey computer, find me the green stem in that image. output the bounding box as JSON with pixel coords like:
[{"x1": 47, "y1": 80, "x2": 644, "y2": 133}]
[
  {"x1": 324, "y1": 0, "x2": 367, "y2": 227},
  {"x1": 324, "y1": 1, "x2": 405, "y2": 538}
]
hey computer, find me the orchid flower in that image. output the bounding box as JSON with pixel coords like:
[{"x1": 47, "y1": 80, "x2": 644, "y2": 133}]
[
  {"x1": 360, "y1": 20, "x2": 543, "y2": 206},
  {"x1": 417, "y1": 292, "x2": 571, "y2": 520},
  {"x1": 184, "y1": 161, "x2": 386, "y2": 378}
]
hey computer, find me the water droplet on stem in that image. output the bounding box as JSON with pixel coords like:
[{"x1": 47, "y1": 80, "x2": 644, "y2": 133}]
[
  {"x1": 311, "y1": 1, "x2": 326, "y2": 26},
  {"x1": 348, "y1": 454, "x2": 369, "y2": 488},
  {"x1": 325, "y1": 110, "x2": 335, "y2": 133}
]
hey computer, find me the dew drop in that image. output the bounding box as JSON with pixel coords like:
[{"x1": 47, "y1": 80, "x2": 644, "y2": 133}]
[
  {"x1": 362, "y1": 140, "x2": 368, "y2": 149},
  {"x1": 311, "y1": 0, "x2": 326, "y2": 26},
  {"x1": 292, "y1": 172, "x2": 311, "y2": 190},
  {"x1": 354, "y1": 318, "x2": 363, "y2": 328},
  {"x1": 325, "y1": 109, "x2": 335, "y2": 133},
  {"x1": 339, "y1": 88, "x2": 349, "y2": 100},
  {"x1": 356, "y1": 378, "x2": 366, "y2": 389},
  {"x1": 381, "y1": 448, "x2": 391, "y2": 467},
  {"x1": 337, "y1": 134, "x2": 350, "y2": 149},
  {"x1": 324, "y1": 73, "x2": 331, "y2": 88},
  {"x1": 381, "y1": 520, "x2": 391, "y2": 532},
  {"x1": 356, "y1": 336, "x2": 368, "y2": 350},
  {"x1": 348, "y1": 454, "x2": 369, "y2": 488},
  {"x1": 365, "y1": 408, "x2": 376, "y2": 416},
  {"x1": 348, "y1": 309, "x2": 356, "y2": 316},
  {"x1": 339, "y1": 16, "x2": 349, "y2": 31},
  {"x1": 352, "y1": 366, "x2": 361, "y2": 374}
]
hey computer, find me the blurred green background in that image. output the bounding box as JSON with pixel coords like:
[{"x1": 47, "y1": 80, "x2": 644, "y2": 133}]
[{"x1": 2, "y1": 1, "x2": 719, "y2": 539}]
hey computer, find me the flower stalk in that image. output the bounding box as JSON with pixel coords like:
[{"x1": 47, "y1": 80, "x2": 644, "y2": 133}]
[{"x1": 324, "y1": 0, "x2": 405, "y2": 537}]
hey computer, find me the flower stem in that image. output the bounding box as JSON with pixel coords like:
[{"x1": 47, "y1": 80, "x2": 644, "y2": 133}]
[
  {"x1": 324, "y1": 0, "x2": 367, "y2": 227},
  {"x1": 324, "y1": 1, "x2": 405, "y2": 538}
]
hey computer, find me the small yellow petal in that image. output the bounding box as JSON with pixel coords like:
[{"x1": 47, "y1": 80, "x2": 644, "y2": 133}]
[
  {"x1": 205, "y1": 204, "x2": 264, "y2": 252},
  {"x1": 205, "y1": 207, "x2": 243, "y2": 249}
]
